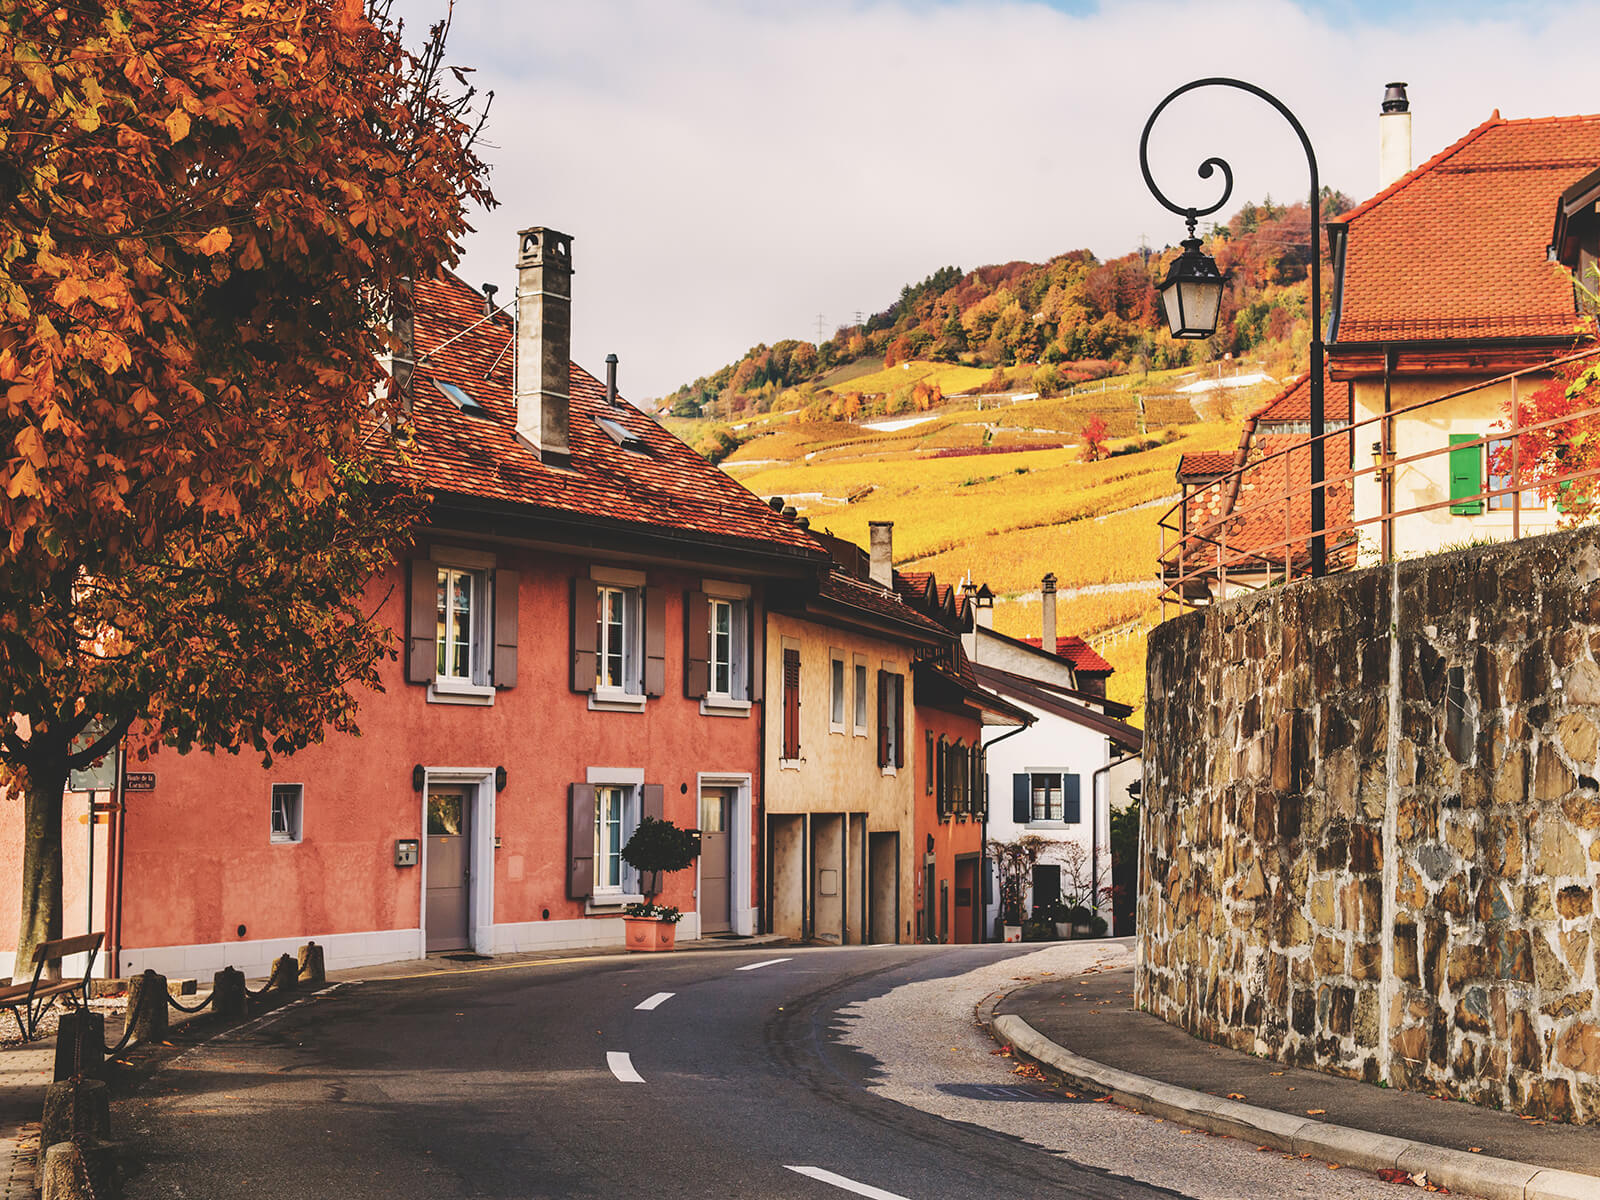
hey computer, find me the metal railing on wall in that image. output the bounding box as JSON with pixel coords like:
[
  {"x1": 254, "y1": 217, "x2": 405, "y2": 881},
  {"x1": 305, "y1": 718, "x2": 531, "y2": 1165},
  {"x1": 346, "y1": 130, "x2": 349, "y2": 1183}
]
[{"x1": 1156, "y1": 344, "x2": 1600, "y2": 617}]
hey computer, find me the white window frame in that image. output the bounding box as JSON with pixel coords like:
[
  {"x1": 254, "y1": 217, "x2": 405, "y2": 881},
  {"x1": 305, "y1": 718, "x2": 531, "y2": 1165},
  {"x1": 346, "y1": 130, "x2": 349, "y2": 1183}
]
[
  {"x1": 829, "y1": 649, "x2": 847, "y2": 734},
  {"x1": 852, "y1": 654, "x2": 870, "y2": 737},
  {"x1": 701, "y1": 580, "x2": 752, "y2": 716},
  {"x1": 429, "y1": 547, "x2": 496, "y2": 705},
  {"x1": 589, "y1": 775, "x2": 643, "y2": 903},
  {"x1": 1030, "y1": 771, "x2": 1064, "y2": 823},
  {"x1": 270, "y1": 782, "x2": 303, "y2": 845},
  {"x1": 594, "y1": 583, "x2": 642, "y2": 697},
  {"x1": 1487, "y1": 436, "x2": 1542, "y2": 511},
  {"x1": 881, "y1": 662, "x2": 902, "y2": 775}
]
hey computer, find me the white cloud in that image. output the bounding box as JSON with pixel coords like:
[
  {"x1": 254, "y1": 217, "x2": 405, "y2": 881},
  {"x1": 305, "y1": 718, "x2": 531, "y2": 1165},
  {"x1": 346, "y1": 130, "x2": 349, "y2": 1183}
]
[{"x1": 392, "y1": 0, "x2": 1600, "y2": 397}]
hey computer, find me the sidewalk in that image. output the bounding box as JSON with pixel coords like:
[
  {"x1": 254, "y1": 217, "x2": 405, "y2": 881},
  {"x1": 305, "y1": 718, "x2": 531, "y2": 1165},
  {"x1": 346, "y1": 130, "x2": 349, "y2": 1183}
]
[{"x1": 991, "y1": 960, "x2": 1600, "y2": 1200}]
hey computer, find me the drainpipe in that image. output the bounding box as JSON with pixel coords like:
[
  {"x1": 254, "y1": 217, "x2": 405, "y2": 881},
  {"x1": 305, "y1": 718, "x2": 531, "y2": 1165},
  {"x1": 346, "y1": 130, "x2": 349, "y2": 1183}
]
[
  {"x1": 109, "y1": 736, "x2": 127, "y2": 978},
  {"x1": 1090, "y1": 750, "x2": 1137, "y2": 918},
  {"x1": 977, "y1": 720, "x2": 1031, "y2": 943}
]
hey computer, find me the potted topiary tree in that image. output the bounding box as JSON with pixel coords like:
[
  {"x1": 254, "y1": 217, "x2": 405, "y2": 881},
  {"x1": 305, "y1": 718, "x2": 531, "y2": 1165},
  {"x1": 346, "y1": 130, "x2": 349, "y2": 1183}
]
[{"x1": 619, "y1": 817, "x2": 702, "y2": 952}]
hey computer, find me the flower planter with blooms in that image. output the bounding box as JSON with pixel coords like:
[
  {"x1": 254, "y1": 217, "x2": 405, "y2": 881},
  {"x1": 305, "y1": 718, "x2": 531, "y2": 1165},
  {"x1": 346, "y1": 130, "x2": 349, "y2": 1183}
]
[{"x1": 619, "y1": 817, "x2": 701, "y2": 952}]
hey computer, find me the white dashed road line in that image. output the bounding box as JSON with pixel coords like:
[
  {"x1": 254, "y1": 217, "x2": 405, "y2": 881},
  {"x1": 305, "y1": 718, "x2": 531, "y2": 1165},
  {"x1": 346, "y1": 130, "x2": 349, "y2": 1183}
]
[
  {"x1": 606, "y1": 1051, "x2": 644, "y2": 1083},
  {"x1": 635, "y1": 992, "x2": 674, "y2": 1011},
  {"x1": 784, "y1": 1165, "x2": 909, "y2": 1199},
  {"x1": 736, "y1": 957, "x2": 793, "y2": 972}
]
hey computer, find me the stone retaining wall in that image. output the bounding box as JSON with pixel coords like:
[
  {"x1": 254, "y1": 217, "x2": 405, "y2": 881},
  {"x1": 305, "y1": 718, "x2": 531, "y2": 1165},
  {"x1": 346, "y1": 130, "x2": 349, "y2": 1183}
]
[{"x1": 1138, "y1": 527, "x2": 1600, "y2": 1122}]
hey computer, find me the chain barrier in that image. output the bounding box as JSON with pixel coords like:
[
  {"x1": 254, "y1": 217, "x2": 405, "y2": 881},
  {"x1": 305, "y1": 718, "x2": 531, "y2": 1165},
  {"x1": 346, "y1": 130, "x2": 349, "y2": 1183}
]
[
  {"x1": 99, "y1": 982, "x2": 152, "y2": 1060},
  {"x1": 245, "y1": 958, "x2": 291, "y2": 999},
  {"x1": 165, "y1": 990, "x2": 214, "y2": 1015}
]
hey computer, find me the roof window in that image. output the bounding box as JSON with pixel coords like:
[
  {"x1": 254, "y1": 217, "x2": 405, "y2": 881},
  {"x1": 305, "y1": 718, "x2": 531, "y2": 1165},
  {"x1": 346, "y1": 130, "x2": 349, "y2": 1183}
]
[
  {"x1": 432, "y1": 378, "x2": 489, "y2": 418},
  {"x1": 594, "y1": 414, "x2": 646, "y2": 450}
]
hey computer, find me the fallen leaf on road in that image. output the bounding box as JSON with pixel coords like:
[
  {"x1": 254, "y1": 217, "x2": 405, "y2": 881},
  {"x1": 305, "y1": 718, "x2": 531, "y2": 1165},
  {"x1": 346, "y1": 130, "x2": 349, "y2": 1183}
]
[
  {"x1": 1226, "y1": 1093, "x2": 1246, "y2": 1100},
  {"x1": 1327, "y1": 1163, "x2": 1340, "y2": 1170},
  {"x1": 1269, "y1": 1071, "x2": 1285, "y2": 1076},
  {"x1": 1468, "y1": 1147, "x2": 1481, "y2": 1153},
  {"x1": 1306, "y1": 1109, "x2": 1326, "y2": 1115}
]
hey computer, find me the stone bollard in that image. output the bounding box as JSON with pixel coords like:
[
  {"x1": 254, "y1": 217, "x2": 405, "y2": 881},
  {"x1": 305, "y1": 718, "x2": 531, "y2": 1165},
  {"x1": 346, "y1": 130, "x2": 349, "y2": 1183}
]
[
  {"x1": 41, "y1": 1078, "x2": 110, "y2": 1149},
  {"x1": 41, "y1": 1137, "x2": 117, "y2": 1200},
  {"x1": 52, "y1": 1011, "x2": 104, "y2": 1083},
  {"x1": 273, "y1": 953, "x2": 299, "y2": 992},
  {"x1": 126, "y1": 969, "x2": 168, "y2": 1045},
  {"x1": 297, "y1": 941, "x2": 325, "y2": 987},
  {"x1": 212, "y1": 966, "x2": 248, "y2": 1018}
]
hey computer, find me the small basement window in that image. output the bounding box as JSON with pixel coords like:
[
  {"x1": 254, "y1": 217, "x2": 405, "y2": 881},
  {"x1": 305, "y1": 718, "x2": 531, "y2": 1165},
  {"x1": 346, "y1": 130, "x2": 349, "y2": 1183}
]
[
  {"x1": 271, "y1": 783, "x2": 303, "y2": 844},
  {"x1": 594, "y1": 414, "x2": 646, "y2": 450},
  {"x1": 433, "y1": 378, "x2": 489, "y2": 418}
]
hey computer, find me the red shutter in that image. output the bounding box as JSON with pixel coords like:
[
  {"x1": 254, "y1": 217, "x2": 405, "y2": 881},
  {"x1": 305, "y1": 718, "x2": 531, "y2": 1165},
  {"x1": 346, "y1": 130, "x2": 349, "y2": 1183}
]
[
  {"x1": 644, "y1": 587, "x2": 666, "y2": 697},
  {"x1": 782, "y1": 648, "x2": 801, "y2": 759},
  {"x1": 570, "y1": 579, "x2": 598, "y2": 693},
  {"x1": 683, "y1": 591, "x2": 710, "y2": 699},
  {"x1": 492, "y1": 569, "x2": 518, "y2": 688},
  {"x1": 406, "y1": 559, "x2": 436, "y2": 684},
  {"x1": 568, "y1": 783, "x2": 595, "y2": 899},
  {"x1": 892, "y1": 674, "x2": 905, "y2": 768}
]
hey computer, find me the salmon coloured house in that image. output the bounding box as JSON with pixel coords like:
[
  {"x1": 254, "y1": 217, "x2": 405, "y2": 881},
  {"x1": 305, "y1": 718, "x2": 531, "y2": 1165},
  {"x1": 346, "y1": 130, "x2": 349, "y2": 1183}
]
[{"x1": 12, "y1": 227, "x2": 832, "y2": 980}]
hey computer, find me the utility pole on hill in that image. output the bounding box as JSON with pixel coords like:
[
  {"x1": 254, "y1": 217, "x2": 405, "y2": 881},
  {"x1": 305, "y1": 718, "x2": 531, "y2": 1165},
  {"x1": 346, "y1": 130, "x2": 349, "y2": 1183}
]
[{"x1": 816, "y1": 313, "x2": 826, "y2": 344}]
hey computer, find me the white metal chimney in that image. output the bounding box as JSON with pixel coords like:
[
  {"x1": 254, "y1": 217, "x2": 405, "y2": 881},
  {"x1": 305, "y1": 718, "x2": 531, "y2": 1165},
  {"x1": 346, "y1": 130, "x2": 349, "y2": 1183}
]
[
  {"x1": 1041, "y1": 572, "x2": 1057, "y2": 653},
  {"x1": 1379, "y1": 82, "x2": 1412, "y2": 191}
]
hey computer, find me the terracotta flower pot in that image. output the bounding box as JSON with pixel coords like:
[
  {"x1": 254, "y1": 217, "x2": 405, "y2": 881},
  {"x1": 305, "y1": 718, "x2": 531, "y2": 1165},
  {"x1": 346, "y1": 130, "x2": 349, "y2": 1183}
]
[{"x1": 624, "y1": 916, "x2": 677, "y2": 952}]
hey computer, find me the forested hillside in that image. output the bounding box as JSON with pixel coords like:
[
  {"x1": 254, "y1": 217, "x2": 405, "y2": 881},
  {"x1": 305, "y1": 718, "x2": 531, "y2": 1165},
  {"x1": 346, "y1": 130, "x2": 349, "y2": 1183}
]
[{"x1": 663, "y1": 192, "x2": 1350, "y2": 422}]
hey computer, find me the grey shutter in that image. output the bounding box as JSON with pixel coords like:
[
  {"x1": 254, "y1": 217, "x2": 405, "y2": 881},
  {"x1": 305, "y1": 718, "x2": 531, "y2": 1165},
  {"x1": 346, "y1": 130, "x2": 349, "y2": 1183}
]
[
  {"x1": 568, "y1": 783, "x2": 595, "y2": 899},
  {"x1": 642, "y1": 783, "x2": 664, "y2": 823},
  {"x1": 746, "y1": 599, "x2": 764, "y2": 702},
  {"x1": 570, "y1": 578, "x2": 598, "y2": 693},
  {"x1": 644, "y1": 587, "x2": 666, "y2": 697},
  {"x1": 894, "y1": 675, "x2": 906, "y2": 768},
  {"x1": 406, "y1": 559, "x2": 436, "y2": 684},
  {"x1": 683, "y1": 590, "x2": 710, "y2": 699},
  {"x1": 1012, "y1": 774, "x2": 1030, "y2": 824},
  {"x1": 1064, "y1": 774, "x2": 1081, "y2": 824},
  {"x1": 492, "y1": 569, "x2": 518, "y2": 688}
]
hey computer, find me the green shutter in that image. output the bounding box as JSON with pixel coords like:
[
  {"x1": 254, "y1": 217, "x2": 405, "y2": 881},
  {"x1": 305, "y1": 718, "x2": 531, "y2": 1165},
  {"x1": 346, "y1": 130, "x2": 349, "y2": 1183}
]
[{"x1": 1449, "y1": 434, "x2": 1483, "y2": 515}]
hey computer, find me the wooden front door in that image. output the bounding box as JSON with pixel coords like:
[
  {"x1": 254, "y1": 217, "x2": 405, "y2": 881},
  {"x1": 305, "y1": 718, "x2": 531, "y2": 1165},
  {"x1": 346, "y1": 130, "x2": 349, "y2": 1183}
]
[
  {"x1": 699, "y1": 786, "x2": 732, "y2": 934},
  {"x1": 425, "y1": 786, "x2": 471, "y2": 952},
  {"x1": 953, "y1": 857, "x2": 977, "y2": 944}
]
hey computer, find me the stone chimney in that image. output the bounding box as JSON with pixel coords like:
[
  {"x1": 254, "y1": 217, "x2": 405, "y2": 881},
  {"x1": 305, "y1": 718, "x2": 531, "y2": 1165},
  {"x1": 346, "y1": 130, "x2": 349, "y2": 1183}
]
[
  {"x1": 1379, "y1": 82, "x2": 1412, "y2": 191},
  {"x1": 515, "y1": 227, "x2": 573, "y2": 461},
  {"x1": 1041, "y1": 572, "x2": 1057, "y2": 653},
  {"x1": 869, "y1": 521, "x2": 894, "y2": 588}
]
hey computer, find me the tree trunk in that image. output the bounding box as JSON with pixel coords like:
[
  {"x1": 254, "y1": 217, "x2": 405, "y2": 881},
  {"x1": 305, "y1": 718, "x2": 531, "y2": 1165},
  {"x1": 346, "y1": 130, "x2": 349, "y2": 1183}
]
[{"x1": 17, "y1": 750, "x2": 68, "y2": 981}]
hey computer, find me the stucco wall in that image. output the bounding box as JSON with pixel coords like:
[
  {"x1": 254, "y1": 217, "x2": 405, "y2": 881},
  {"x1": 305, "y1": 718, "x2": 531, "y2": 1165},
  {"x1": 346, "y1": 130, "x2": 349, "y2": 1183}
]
[
  {"x1": 1139, "y1": 526, "x2": 1600, "y2": 1123},
  {"x1": 1351, "y1": 374, "x2": 1564, "y2": 563}
]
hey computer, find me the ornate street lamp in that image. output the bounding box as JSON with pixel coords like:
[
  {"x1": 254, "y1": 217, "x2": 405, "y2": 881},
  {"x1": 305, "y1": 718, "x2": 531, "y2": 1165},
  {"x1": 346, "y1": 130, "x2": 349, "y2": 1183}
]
[{"x1": 1140, "y1": 78, "x2": 1327, "y2": 576}]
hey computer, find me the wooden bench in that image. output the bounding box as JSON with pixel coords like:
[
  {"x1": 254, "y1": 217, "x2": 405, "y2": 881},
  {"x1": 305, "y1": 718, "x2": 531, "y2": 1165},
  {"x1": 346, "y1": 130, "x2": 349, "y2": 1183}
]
[{"x1": 0, "y1": 932, "x2": 103, "y2": 1041}]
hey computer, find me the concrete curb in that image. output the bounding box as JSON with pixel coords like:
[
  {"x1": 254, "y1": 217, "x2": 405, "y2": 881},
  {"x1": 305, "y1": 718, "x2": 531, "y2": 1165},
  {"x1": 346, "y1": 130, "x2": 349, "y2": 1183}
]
[{"x1": 989, "y1": 1012, "x2": 1600, "y2": 1200}]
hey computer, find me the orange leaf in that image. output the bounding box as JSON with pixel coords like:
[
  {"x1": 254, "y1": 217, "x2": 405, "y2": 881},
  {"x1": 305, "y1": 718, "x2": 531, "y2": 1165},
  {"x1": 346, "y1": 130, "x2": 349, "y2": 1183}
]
[
  {"x1": 165, "y1": 108, "x2": 191, "y2": 142},
  {"x1": 1306, "y1": 1108, "x2": 1326, "y2": 1116},
  {"x1": 195, "y1": 228, "x2": 231, "y2": 256}
]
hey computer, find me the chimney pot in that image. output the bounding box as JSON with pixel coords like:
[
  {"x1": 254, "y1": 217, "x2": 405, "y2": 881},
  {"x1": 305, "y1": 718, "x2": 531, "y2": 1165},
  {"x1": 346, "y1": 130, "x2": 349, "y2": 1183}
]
[
  {"x1": 1041, "y1": 572, "x2": 1058, "y2": 654},
  {"x1": 869, "y1": 521, "x2": 894, "y2": 588},
  {"x1": 482, "y1": 282, "x2": 499, "y2": 317},
  {"x1": 782, "y1": 505, "x2": 798, "y2": 520},
  {"x1": 1378, "y1": 83, "x2": 1412, "y2": 191},
  {"x1": 768, "y1": 496, "x2": 784, "y2": 511},
  {"x1": 605, "y1": 353, "x2": 619, "y2": 407},
  {"x1": 514, "y1": 226, "x2": 574, "y2": 461}
]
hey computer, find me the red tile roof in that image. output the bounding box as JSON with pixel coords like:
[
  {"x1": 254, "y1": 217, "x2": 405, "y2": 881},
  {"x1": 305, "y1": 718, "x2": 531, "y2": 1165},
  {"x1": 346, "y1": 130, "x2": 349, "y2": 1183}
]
[
  {"x1": 1017, "y1": 635, "x2": 1113, "y2": 674},
  {"x1": 1331, "y1": 112, "x2": 1600, "y2": 344},
  {"x1": 1249, "y1": 371, "x2": 1353, "y2": 425},
  {"x1": 1178, "y1": 451, "x2": 1235, "y2": 479},
  {"x1": 818, "y1": 569, "x2": 952, "y2": 639},
  {"x1": 401, "y1": 272, "x2": 821, "y2": 556}
]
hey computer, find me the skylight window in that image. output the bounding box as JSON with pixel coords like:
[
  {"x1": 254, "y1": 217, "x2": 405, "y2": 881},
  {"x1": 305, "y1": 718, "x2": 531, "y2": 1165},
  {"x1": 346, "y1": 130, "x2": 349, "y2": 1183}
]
[
  {"x1": 432, "y1": 378, "x2": 489, "y2": 418},
  {"x1": 594, "y1": 414, "x2": 646, "y2": 450}
]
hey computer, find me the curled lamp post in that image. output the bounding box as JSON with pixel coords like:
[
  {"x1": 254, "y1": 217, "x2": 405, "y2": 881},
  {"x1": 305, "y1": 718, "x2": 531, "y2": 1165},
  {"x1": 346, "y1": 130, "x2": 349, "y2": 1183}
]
[{"x1": 1140, "y1": 78, "x2": 1325, "y2": 577}]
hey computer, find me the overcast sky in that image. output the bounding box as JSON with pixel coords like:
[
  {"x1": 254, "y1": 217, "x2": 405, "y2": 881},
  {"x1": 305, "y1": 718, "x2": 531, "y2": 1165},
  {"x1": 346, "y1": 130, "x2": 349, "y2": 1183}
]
[{"x1": 391, "y1": 0, "x2": 1600, "y2": 398}]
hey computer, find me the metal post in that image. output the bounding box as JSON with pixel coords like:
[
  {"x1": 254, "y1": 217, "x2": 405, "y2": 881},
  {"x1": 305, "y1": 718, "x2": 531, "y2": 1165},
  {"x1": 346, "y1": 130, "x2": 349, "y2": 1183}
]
[{"x1": 1511, "y1": 375, "x2": 1521, "y2": 541}]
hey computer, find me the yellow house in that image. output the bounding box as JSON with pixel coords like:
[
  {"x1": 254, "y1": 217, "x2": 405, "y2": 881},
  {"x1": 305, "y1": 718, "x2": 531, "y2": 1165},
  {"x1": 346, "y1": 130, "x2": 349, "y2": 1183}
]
[
  {"x1": 764, "y1": 522, "x2": 949, "y2": 944},
  {"x1": 1328, "y1": 94, "x2": 1600, "y2": 560}
]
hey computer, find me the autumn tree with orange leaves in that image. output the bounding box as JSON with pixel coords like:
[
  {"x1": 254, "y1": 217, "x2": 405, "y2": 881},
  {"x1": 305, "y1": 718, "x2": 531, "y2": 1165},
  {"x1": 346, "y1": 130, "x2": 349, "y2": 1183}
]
[{"x1": 0, "y1": 0, "x2": 492, "y2": 970}]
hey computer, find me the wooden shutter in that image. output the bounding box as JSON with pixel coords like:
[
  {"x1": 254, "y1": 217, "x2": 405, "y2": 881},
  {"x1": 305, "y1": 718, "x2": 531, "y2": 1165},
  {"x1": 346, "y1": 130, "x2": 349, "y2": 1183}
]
[
  {"x1": 925, "y1": 732, "x2": 934, "y2": 795},
  {"x1": 567, "y1": 783, "x2": 595, "y2": 899},
  {"x1": 876, "y1": 670, "x2": 888, "y2": 767},
  {"x1": 936, "y1": 736, "x2": 947, "y2": 817},
  {"x1": 570, "y1": 578, "x2": 598, "y2": 693},
  {"x1": 1064, "y1": 773, "x2": 1082, "y2": 824},
  {"x1": 1012, "y1": 773, "x2": 1030, "y2": 824},
  {"x1": 893, "y1": 675, "x2": 906, "y2": 768},
  {"x1": 1449, "y1": 434, "x2": 1484, "y2": 514},
  {"x1": 406, "y1": 559, "x2": 436, "y2": 684},
  {"x1": 782, "y1": 648, "x2": 801, "y2": 759},
  {"x1": 642, "y1": 782, "x2": 664, "y2": 823},
  {"x1": 492, "y1": 569, "x2": 518, "y2": 688},
  {"x1": 644, "y1": 587, "x2": 666, "y2": 696},
  {"x1": 747, "y1": 599, "x2": 764, "y2": 703},
  {"x1": 683, "y1": 591, "x2": 710, "y2": 699}
]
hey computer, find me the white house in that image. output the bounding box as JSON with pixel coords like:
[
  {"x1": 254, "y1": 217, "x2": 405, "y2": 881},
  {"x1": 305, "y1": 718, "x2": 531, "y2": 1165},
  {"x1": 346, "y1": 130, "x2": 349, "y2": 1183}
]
[{"x1": 960, "y1": 576, "x2": 1142, "y2": 935}]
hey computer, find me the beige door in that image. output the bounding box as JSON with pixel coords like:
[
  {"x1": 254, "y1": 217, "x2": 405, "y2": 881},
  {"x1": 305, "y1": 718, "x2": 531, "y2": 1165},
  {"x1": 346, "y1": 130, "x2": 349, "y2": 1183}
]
[
  {"x1": 426, "y1": 786, "x2": 471, "y2": 952},
  {"x1": 699, "y1": 786, "x2": 733, "y2": 934}
]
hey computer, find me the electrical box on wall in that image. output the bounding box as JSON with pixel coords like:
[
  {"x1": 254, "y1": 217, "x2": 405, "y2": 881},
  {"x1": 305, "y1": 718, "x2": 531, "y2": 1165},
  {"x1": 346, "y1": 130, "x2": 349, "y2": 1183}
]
[{"x1": 394, "y1": 838, "x2": 420, "y2": 867}]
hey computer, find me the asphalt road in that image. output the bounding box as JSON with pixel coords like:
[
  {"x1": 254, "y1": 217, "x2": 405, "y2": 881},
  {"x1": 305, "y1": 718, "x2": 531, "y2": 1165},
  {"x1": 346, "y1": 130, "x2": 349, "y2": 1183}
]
[{"x1": 111, "y1": 944, "x2": 1386, "y2": 1199}]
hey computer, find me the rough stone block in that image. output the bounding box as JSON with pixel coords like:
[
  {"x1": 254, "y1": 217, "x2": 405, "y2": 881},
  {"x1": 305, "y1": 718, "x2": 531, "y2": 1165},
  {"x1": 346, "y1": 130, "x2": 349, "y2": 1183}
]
[
  {"x1": 1558, "y1": 712, "x2": 1600, "y2": 768},
  {"x1": 1534, "y1": 743, "x2": 1576, "y2": 801},
  {"x1": 1511, "y1": 1008, "x2": 1542, "y2": 1071},
  {"x1": 41, "y1": 1078, "x2": 109, "y2": 1148}
]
